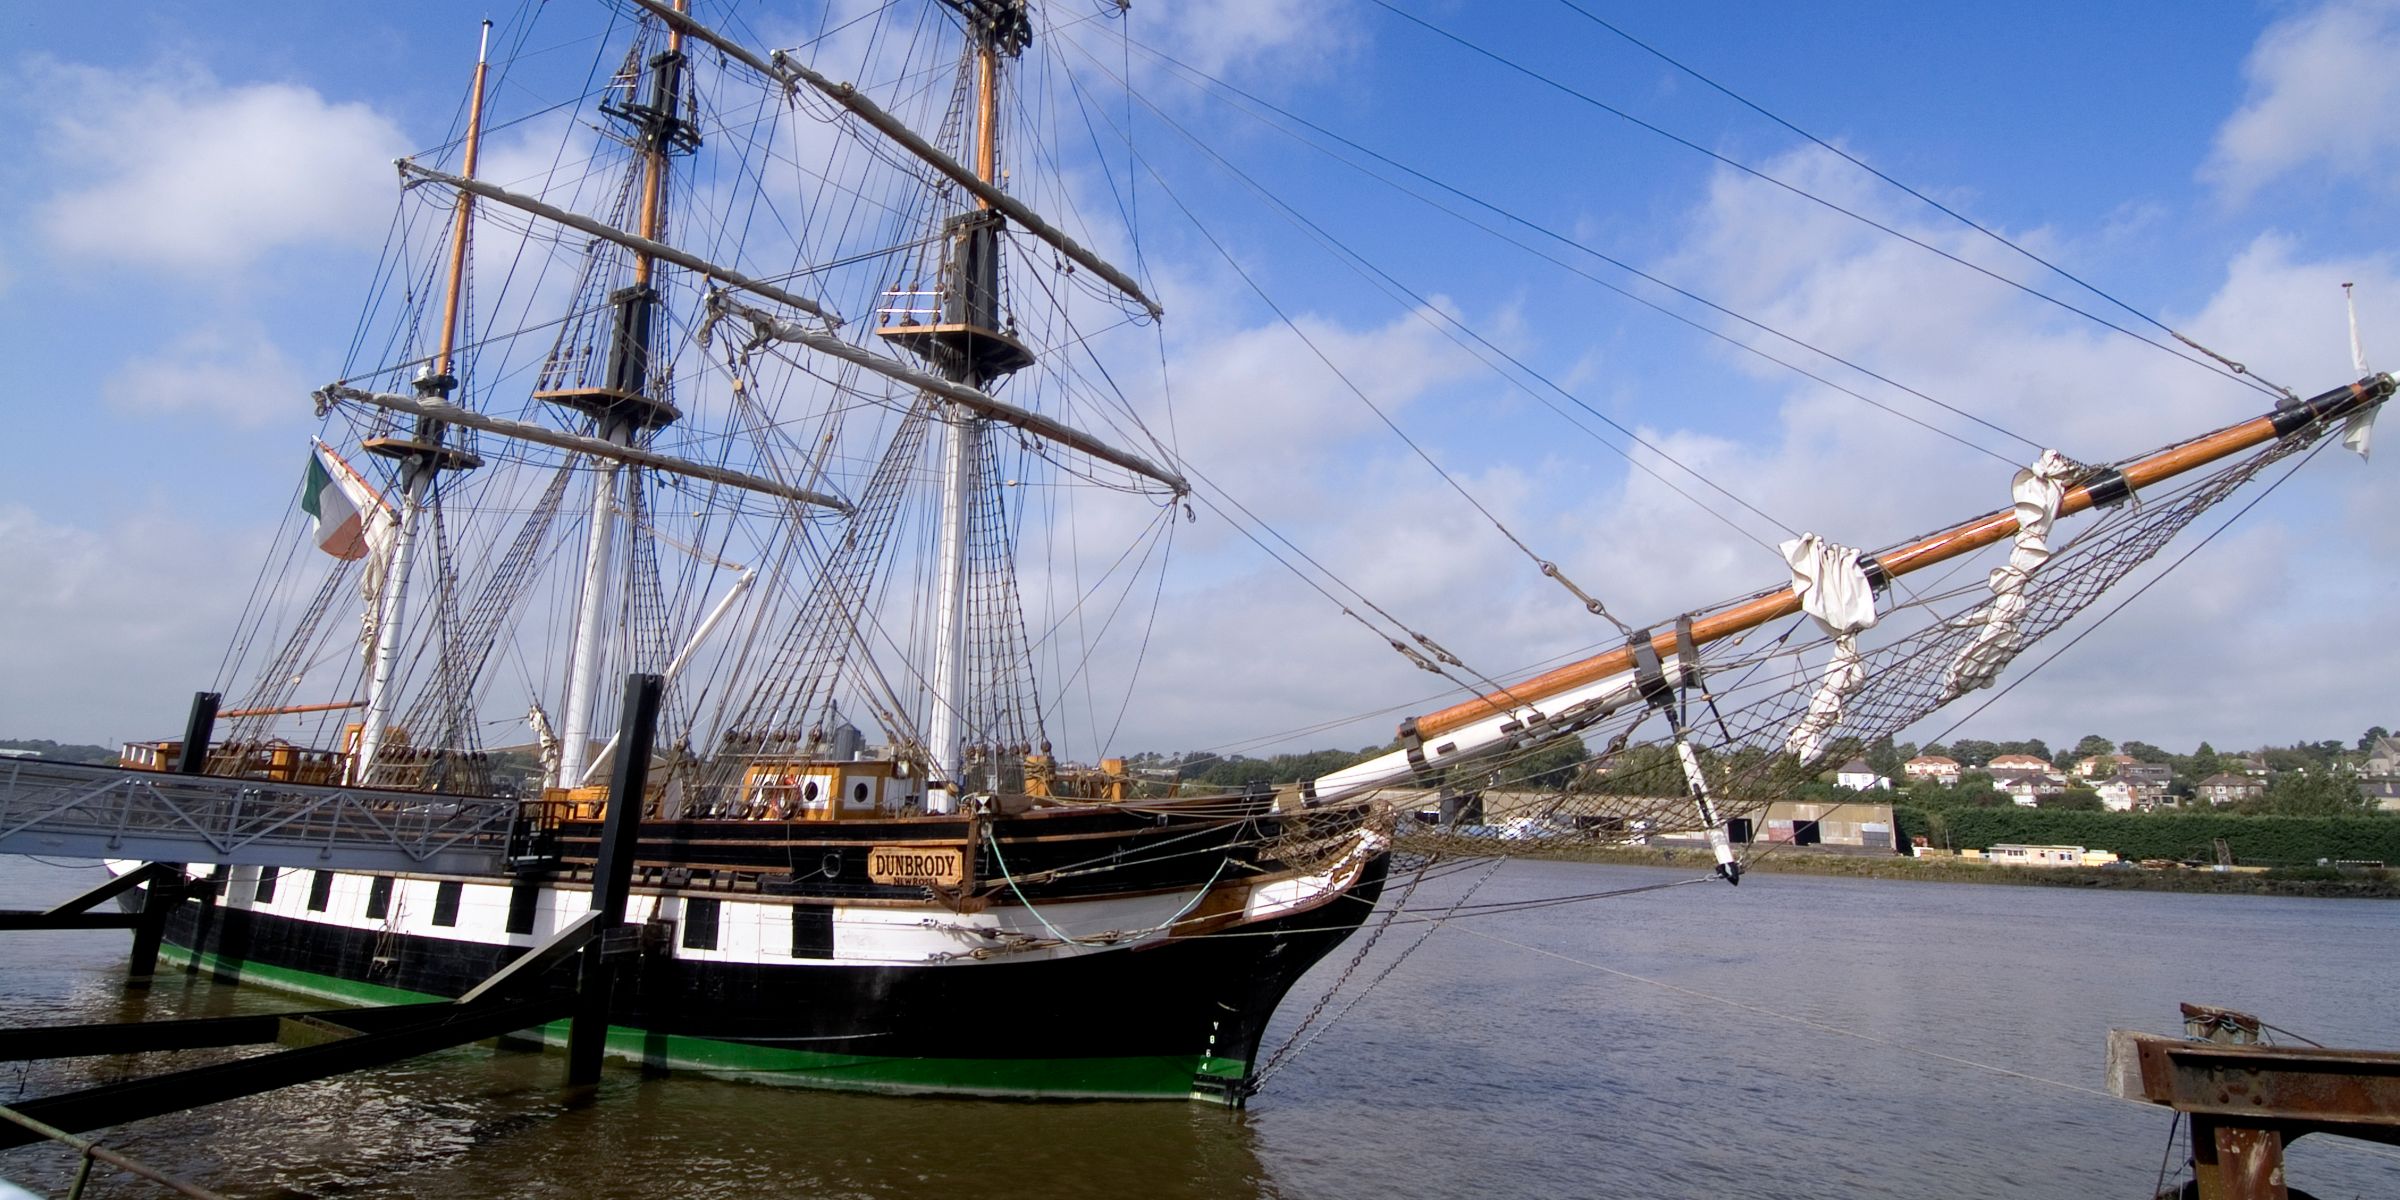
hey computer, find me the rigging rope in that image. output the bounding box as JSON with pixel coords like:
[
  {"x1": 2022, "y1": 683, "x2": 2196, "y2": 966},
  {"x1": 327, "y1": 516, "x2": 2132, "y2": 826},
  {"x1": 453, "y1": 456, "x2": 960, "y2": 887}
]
[
  {"x1": 1544, "y1": 0, "x2": 2301, "y2": 406},
  {"x1": 1373, "y1": 0, "x2": 2291, "y2": 405}
]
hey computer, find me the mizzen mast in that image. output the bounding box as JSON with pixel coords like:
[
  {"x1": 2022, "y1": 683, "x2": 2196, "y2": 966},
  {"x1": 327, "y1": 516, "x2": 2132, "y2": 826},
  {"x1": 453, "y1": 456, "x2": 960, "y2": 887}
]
[
  {"x1": 353, "y1": 21, "x2": 492, "y2": 784},
  {"x1": 551, "y1": 2, "x2": 696, "y2": 790}
]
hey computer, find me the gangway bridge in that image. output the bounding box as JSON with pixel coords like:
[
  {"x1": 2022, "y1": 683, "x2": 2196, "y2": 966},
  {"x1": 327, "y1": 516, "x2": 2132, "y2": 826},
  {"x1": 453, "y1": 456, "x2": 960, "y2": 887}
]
[
  {"x1": 0, "y1": 755, "x2": 524, "y2": 877},
  {"x1": 0, "y1": 678, "x2": 670, "y2": 1160}
]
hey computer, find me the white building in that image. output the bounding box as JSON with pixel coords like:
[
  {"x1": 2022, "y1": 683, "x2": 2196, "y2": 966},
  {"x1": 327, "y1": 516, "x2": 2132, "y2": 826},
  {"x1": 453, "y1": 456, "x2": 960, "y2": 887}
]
[{"x1": 1835, "y1": 758, "x2": 1891, "y2": 791}]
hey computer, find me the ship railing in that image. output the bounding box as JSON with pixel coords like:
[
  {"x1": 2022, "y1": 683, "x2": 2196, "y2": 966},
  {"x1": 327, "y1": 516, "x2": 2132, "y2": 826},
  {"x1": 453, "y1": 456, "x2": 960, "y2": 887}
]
[
  {"x1": 876, "y1": 288, "x2": 943, "y2": 324},
  {"x1": 0, "y1": 758, "x2": 519, "y2": 876}
]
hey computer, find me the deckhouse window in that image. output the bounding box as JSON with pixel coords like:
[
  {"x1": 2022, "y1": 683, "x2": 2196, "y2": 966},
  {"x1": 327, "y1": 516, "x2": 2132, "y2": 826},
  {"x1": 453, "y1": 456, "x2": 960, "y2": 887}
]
[{"x1": 684, "y1": 897, "x2": 721, "y2": 951}]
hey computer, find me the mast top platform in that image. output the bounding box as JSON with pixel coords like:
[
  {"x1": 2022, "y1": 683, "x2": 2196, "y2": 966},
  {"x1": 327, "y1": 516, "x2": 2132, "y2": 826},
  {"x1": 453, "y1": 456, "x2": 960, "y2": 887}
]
[
  {"x1": 875, "y1": 317, "x2": 1036, "y2": 380},
  {"x1": 532, "y1": 387, "x2": 683, "y2": 434},
  {"x1": 939, "y1": 0, "x2": 1032, "y2": 56},
  {"x1": 362, "y1": 435, "x2": 483, "y2": 473}
]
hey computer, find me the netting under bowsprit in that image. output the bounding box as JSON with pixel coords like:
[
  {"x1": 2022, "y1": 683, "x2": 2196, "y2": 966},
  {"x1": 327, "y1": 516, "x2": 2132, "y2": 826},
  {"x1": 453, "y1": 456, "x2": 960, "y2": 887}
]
[{"x1": 1410, "y1": 423, "x2": 2326, "y2": 847}]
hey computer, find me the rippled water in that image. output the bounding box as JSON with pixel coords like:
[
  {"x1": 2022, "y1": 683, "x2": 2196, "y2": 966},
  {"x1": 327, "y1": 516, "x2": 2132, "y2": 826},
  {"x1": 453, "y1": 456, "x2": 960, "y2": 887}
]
[{"x1": 3, "y1": 857, "x2": 2395, "y2": 1198}]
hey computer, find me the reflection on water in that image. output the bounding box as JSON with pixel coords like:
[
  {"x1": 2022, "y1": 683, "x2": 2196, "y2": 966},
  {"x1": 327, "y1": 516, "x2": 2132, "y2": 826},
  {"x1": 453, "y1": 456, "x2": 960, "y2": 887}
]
[{"x1": 3, "y1": 858, "x2": 2396, "y2": 1199}]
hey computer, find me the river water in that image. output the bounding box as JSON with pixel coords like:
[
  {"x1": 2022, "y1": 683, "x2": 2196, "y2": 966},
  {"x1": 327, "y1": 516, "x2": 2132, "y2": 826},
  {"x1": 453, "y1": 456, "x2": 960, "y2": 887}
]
[{"x1": 1, "y1": 856, "x2": 2393, "y2": 1199}]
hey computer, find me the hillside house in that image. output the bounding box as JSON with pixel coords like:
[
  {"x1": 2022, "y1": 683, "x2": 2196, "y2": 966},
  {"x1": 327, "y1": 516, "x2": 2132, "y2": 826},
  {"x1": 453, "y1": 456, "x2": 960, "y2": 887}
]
[
  {"x1": 2363, "y1": 737, "x2": 2400, "y2": 812},
  {"x1": 1904, "y1": 755, "x2": 1962, "y2": 786},
  {"x1": 1993, "y1": 767, "x2": 2068, "y2": 806},
  {"x1": 2072, "y1": 752, "x2": 2137, "y2": 779},
  {"x1": 1835, "y1": 758, "x2": 1891, "y2": 791},
  {"x1": 2118, "y1": 762, "x2": 2173, "y2": 797},
  {"x1": 2196, "y1": 773, "x2": 2265, "y2": 806},
  {"x1": 1988, "y1": 753, "x2": 2052, "y2": 773}
]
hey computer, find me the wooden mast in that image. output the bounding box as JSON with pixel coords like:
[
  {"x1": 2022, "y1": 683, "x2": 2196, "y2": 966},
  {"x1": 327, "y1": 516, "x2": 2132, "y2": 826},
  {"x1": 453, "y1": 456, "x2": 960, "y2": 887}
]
[
  {"x1": 1410, "y1": 375, "x2": 2397, "y2": 741},
  {"x1": 974, "y1": 38, "x2": 998, "y2": 210},
  {"x1": 352, "y1": 21, "x2": 494, "y2": 784},
  {"x1": 633, "y1": 7, "x2": 682, "y2": 288},
  {"x1": 555, "y1": 0, "x2": 692, "y2": 789},
  {"x1": 434, "y1": 21, "x2": 492, "y2": 380}
]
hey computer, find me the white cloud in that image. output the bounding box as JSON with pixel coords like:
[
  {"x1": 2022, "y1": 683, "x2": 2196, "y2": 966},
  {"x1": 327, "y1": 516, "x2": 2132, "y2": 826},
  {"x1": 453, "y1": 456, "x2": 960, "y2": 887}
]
[
  {"x1": 1603, "y1": 144, "x2": 2400, "y2": 752},
  {"x1": 0, "y1": 505, "x2": 259, "y2": 744},
  {"x1": 32, "y1": 59, "x2": 408, "y2": 272},
  {"x1": 1034, "y1": 133, "x2": 2400, "y2": 759},
  {"x1": 1126, "y1": 0, "x2": 1360, "y2": 80},
  {"x1": 101, "y1": 320, "x2": 312, "y2": 426},
  {"x1": 1161, "y1": 302, "x2": 1482, "y2": 482},
  {"x1": 2203, "y1": 0, "x2": 2400, "y2": 203},
  {"x1": 1038, "y1": 134, "x2": 2400, "y2": 757}
]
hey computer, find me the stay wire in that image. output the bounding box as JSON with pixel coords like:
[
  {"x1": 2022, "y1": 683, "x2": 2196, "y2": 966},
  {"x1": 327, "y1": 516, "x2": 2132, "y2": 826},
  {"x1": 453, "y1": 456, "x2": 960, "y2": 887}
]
[
  {"x1": 1548, "y1": 0, "x2": 2300, "y2": 405},
  {"x1": 1067, "y1": 37, "x2": 1793, "y2": 550},
  {"x1": 1373, "y1": 0, "x2": 2284, "y2": 405},
  {"x1": 1096, "y1": 77, "x2": 1677, "y2": 706},
  {"x1": 1128, "y1": 153, "x2": 1559, "y2": 586},
  {"x1": 1095, "y1": 31, "x2": 2030, "y2": 471}
]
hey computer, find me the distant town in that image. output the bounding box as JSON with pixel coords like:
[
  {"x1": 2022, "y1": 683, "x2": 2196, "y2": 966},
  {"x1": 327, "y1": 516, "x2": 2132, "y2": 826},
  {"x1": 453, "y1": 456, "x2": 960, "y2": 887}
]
[
  {"x1": 1121, "y1": 728, "x2": 2400, "y2": 817},
  {"x1": 1833, "y1": 730, "x2": 2400, "y2": 816}
]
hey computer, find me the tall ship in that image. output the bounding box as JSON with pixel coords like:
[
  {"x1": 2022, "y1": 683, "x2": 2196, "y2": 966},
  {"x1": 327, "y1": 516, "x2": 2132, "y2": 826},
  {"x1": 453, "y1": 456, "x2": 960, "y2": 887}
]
[{"x1": 19, "y1": 1, "x2": 2389, "y2": 1106}]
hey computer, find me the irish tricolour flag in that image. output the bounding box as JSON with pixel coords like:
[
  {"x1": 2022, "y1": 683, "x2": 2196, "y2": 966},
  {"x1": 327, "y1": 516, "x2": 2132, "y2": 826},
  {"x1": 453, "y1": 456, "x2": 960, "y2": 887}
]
[{"x1": 301, "y1": 442, "x2": 393, "y2": 560}]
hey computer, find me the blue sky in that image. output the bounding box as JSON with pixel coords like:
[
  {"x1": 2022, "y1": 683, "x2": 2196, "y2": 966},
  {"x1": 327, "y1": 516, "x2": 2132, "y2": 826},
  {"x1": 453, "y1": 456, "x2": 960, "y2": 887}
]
[{"x1": 4, "y1": 0, "x2": 2398, "y2": 761}]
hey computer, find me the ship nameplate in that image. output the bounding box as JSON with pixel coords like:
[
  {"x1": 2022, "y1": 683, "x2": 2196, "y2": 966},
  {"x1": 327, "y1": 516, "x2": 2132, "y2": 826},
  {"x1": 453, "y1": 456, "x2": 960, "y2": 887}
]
[{"x1": 869, "y1": 845, "x2": 966, "y2": 887}]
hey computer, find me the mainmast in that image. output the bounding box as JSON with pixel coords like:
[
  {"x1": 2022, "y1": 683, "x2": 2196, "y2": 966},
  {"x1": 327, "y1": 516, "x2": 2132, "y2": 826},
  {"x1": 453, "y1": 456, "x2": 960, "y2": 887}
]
[
  {"x1": 894, "y1": 0, "x2": 1037, "y2": 812},
  {"x1": 354, "y1": 22, "x2": 491, "y2": 784},
  {"x1": 552, "y1": 3, "x2": 697, "y2": 790}
]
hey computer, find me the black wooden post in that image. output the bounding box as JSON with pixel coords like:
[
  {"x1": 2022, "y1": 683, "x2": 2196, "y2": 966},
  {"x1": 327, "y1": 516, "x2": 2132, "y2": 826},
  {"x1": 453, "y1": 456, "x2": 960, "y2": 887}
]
[
  {"x1": 173, "y1": 692, "x2": 221, "y2": 775},
  {"x1": 181, "y1": 865, "x2": 228, "y2": 977},
  {"x1": 566, "y1": 673, "x2": 661, "y2": 1087},
  {"x1": 126, "y1": 876, "x2": 182, "y2": 985}
]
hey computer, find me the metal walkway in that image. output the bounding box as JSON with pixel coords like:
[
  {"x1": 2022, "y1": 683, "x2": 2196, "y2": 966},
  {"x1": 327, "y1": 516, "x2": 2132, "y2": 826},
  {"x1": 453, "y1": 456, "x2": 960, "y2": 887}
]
[{"x1": 0, "y1": 758, "x2": 519, "y2": 875}]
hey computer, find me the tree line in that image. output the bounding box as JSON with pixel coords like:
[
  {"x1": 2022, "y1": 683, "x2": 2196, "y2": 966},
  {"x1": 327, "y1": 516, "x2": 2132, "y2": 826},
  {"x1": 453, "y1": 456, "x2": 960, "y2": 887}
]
[{"x1": 1144, "y1": 721, "x2": 2394, "y2": 818}]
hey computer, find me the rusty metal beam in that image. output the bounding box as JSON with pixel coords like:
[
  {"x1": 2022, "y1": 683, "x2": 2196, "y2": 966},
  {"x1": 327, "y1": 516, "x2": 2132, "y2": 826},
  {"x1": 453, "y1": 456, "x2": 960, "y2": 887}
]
[
  {"x1": 2108, "y1": 1029, "x2": 2400, "y2": 1199},
  {"x1": 2108, "y1": 1030, "x2": 2400, "y2": 1137}
]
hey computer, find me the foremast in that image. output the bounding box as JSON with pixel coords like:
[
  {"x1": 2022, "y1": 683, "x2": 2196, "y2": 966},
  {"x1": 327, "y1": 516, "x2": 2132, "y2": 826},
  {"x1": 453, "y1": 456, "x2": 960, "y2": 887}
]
[
  {"x1": 553, "y1": 2, "x2": 696, "y2": 790},
  {"x1": 353, "y1": 22, "x2": 492, "y2": 784}
]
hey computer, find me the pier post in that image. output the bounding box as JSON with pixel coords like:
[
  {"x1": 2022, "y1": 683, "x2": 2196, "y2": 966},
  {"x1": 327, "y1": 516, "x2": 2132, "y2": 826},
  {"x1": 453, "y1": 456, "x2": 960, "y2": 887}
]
[
  {"x1": 181, "y1": 865, "x2": 227, "y2": 977},
  {"x1": 173, "y1": 692, "x2": 221, "y2": 775},
  {"x1": 566, "y1": 673, "x2": 661, "y2": 1087},
  {"x1": 127, "y1": 871, "x2": 193, "y2": 985}
]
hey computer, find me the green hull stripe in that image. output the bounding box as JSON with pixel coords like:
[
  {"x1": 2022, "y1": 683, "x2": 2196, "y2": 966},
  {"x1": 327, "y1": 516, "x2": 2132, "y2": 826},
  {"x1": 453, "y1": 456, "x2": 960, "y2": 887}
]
[{"x1": 160, "y1": 947, "x2": 1248, "y2": 1101}]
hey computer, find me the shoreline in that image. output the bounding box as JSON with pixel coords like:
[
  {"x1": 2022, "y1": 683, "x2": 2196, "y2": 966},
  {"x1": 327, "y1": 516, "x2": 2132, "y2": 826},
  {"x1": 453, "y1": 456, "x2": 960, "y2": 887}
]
[{"x1": 1400, "y1": 838, "x2": 2400, "y2": 899}]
